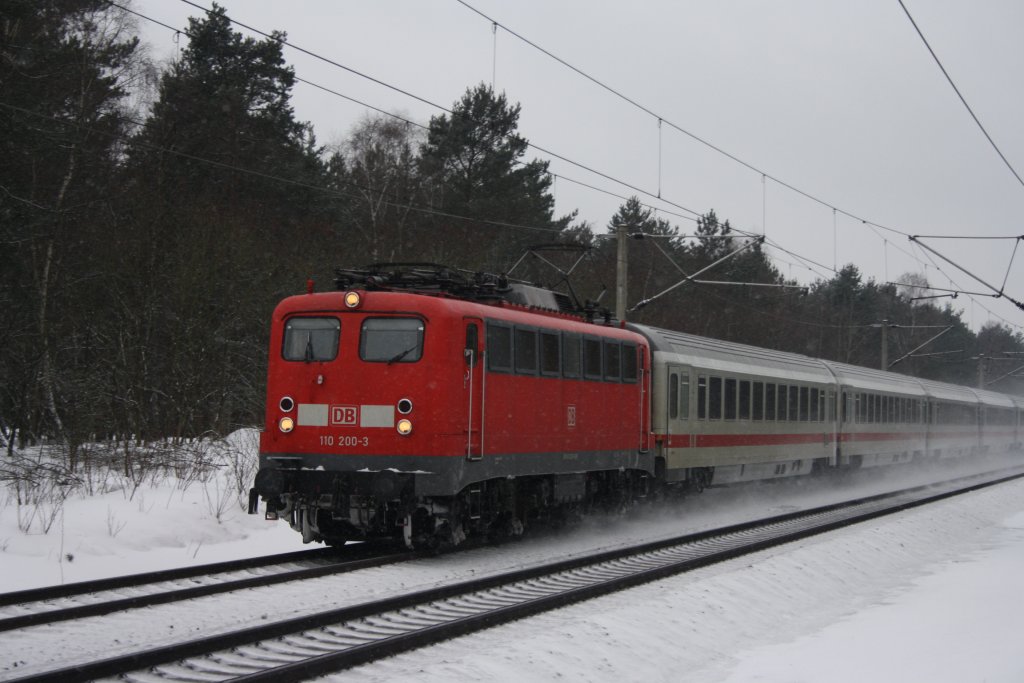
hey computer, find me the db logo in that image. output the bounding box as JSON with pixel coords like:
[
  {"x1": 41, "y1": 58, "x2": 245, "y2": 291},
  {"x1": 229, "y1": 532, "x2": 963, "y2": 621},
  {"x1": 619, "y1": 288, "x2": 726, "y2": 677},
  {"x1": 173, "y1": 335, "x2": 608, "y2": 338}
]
[{"x1": 331, "y1": 405, "x2": 358, "y2": 426}]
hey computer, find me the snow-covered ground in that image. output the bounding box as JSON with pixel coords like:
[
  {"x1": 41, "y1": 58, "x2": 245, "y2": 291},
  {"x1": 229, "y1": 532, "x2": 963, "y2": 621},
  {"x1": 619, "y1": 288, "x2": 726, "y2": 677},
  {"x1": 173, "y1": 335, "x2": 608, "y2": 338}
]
[{"x1": 1, "y1": 436, "x2": 1022, "y2": 682}]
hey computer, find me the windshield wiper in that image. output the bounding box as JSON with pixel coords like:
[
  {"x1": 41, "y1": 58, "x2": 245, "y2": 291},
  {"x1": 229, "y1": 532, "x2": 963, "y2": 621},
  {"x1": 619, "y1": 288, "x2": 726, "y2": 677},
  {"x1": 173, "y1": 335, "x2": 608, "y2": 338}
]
[
  {"x1": 304, "y1": 333, "x2": 315, "y2": 363},
  {"x1": 387, "y1": 345, "x2": 418, "y2": 365}
]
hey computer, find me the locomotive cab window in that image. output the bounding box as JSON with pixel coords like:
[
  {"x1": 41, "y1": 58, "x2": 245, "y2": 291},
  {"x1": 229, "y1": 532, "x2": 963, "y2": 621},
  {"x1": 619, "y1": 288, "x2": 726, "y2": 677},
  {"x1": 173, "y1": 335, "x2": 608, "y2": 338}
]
[
  {"x1": 360, "y1": 318, "x2": 424, "y2": 363},
  {"x1": 282, "y1": 317, "x2": 340, "y2": 362}
]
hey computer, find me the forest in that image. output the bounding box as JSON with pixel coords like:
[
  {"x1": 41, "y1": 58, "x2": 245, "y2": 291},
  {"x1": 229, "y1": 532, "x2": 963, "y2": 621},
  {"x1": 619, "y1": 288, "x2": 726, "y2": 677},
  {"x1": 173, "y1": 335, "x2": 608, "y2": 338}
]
[{"x1": 3, "y1": 0, "x2": 1023, "y2": 465}]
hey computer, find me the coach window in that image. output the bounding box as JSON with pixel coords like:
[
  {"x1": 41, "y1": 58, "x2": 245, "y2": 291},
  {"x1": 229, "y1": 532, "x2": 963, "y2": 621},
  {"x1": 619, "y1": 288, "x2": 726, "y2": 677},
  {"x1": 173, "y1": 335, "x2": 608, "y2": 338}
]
[
  {"x1": 515, "y1": 327, "x2": 538, "y2": 375},
  {"x1": 622, "y1": 344, "x2": 638, "y2": 383},
  {"x1": 709, "y1": 376, "x2": 723, "y2": 420},
  {"x1": 724, "y1": 378, "x2": 738, "y2": 420},
  {"x1": 739, "y1": 380, "x2": 751, "y2": 420},
  {"x1": 753, "y1": 382, "x2": 764, "y2": 421},
  {"x1": 798, "y1": 386, "x2": 809, "y2": 422},
  {"x1": 789, "y1": 385, "x2": 801, "y2": 422},
  {"x1": 360, "y1": 318, "x2": 423, "y2": 363},
  {"x1": 766, "y1": 383, "x2": 777, "y2": 421},
  {"x1": 604, "y1": 341, "x2": 621, "y2": 382},
  {"x1": 679, "y1": 373, "x2": 690, "y2": 419},
  {"x1": 698, "y1": 375, "x2": 708, "y2": 420},
  {"x1": 669, "y1": 373, "x2": 679, "y2": 420},
  {"x1": 486, "y1": 322, "x2": 513, "y2": 372},
  {"x1": 562, "y1": 333, "x2": 581, "y2": 379},
  {"x1": 283, "y1": 317, "x2": 340, "y2": 362},
  {"x1": 540, "y1": 330, "x2": 560, "y2": 377},
  {"x1": 810, "y1": 388, "x2": 820, "y2": 422},
  {"x1": 583, "y1": 337, "x2": 603, "y2": 380}
]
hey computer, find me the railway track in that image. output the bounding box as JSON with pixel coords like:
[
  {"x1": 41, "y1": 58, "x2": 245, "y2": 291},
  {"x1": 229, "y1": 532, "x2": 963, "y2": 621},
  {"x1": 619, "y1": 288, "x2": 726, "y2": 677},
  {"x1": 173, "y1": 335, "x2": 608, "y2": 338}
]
[
  {"x1": 9, "y1": 467, "x2": 1023, "y2": 683},
  {"x1": 0, "y1": 545, "x2": 414, "y2": 633}
]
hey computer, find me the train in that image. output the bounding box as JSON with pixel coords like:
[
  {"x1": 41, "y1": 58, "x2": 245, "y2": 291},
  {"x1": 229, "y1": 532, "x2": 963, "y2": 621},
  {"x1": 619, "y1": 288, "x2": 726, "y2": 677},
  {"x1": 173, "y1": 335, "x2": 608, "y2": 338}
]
[{"x1": 249, "y1": 264, "x2": 1023, "y2": 550}]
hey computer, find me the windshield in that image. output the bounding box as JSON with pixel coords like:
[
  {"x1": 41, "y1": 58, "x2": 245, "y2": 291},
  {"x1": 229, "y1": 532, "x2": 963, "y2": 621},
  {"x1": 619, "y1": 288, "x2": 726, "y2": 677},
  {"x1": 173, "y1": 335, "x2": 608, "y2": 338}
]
[
  {"x1": 360, "y1": 318, "x2": 424, "y2": 363},
  {"x1": 282, "y1": 317, "x2": 340, "y2": 362}
]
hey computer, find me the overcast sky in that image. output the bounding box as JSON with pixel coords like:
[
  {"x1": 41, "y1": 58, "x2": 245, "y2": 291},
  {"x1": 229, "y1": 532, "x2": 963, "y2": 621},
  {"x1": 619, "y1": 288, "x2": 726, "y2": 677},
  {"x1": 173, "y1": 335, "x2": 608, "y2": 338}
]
[{"x1": 132, "y1": 0, "x2": 1024, "y2": 333}]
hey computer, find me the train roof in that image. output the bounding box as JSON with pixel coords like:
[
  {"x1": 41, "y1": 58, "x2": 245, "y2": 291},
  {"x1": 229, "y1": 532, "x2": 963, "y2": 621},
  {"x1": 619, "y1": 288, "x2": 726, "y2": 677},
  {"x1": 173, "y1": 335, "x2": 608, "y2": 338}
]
[
  {"x1": 630, "y1": 322, "x2": 1020, "y2": 407},
  {"x1": 628, "y1": 323, "x2": 834, "y2": 385},
  {"x1": 821, "y1": 361, "x2": 928, "y2": 397}
]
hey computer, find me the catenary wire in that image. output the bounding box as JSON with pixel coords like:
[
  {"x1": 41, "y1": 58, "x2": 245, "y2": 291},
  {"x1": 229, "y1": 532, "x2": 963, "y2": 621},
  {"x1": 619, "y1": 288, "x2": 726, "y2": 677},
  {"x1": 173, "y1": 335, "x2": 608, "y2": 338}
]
[
  {"x1": 117, "y1": 0, "x2": 1021, "y2": 328},
  {"x1": 897, "y1": 0, "x2": 1024, "y2": 191}
]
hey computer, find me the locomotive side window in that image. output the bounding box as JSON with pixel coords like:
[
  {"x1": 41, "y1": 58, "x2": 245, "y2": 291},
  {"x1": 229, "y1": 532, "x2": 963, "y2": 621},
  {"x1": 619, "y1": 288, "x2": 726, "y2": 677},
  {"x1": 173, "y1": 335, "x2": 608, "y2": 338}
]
[
  {"x1": 360, "y1": 318, "x2": 424, "y2": 363},
  {"x1": 562, "y1": 333, "x2": 581, "y2": 378},
  {"x1": 622, "y1": 343, "x2": 638, "y2": 383},
  {"x1": 515, "y1": 327, "x2": 538, "y2": 375},
  {"x1": 282, "y1": 317, "x2": 340, "y2": 362},
  {"x1": 486, "y1": 323, "x2": 513, "y2": 372},
  {"x1": 604, "y1": 341, "x2": 621, "y2": 382},
  {"x1": 583, "y1": 337, "x2": 603, "y2": 380},
  {"x1": 540, "y1": 331, "x2": 560, "y2": 377}
]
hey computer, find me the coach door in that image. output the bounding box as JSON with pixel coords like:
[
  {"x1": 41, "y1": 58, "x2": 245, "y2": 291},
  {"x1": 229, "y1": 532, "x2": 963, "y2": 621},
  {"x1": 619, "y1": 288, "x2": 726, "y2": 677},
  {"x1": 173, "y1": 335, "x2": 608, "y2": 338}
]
[
  {"x1": 464, "y1": 318, "x2": 484, "y2": 461},
  {"x1": 666, "y1": 365, "x2": 695, "y2": 453}
]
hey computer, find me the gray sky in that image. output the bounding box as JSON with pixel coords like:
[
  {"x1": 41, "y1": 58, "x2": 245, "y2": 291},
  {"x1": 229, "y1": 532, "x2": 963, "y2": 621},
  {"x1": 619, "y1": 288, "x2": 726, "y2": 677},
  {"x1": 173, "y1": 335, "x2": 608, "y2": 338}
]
[{"x1": 133, "y1": 0, "x2": 1024, "y2": 332}]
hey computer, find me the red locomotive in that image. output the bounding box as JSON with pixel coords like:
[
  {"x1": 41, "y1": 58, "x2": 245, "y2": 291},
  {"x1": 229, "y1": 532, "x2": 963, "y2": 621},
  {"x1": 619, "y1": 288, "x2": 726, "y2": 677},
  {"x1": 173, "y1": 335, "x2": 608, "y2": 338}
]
[
  {"x1": 251, "y1": 264, "x2": 1023, "y2": 550},
  {"x1": 251, "y1": 265, "x2": 652, "y2": 549}
]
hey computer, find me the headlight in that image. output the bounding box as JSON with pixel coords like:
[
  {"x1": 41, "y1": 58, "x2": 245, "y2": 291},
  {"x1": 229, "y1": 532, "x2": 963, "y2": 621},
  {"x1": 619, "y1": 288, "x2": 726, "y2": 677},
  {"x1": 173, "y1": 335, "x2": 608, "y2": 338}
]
[
  {"x1": 397, "y1": 398, "x2": 413, "y2": 414},
  {"x1": 396, "y1": 418, "x2": 413, "y2": 436},
  {"x1": 344, "y1": 291, "x2": 362, "y2": 309},
  {"x1": 279, "y1": 396, "x2": 295, "y2": 412},
  {"x1": 279, "y1": 416, "x2": 295, "y2": 433}
]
